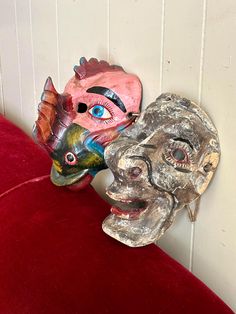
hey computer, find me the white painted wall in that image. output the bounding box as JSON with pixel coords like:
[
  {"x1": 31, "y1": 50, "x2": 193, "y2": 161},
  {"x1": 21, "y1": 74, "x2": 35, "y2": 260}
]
[{"x1": 0, "y1": 0, "x2": 235, "y2": 311}]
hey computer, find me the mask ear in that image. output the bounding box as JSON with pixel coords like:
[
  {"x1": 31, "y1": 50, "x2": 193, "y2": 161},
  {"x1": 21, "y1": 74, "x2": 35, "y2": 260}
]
[
  {"x1": 173, "y1": 150, "x2": 220, "y2": 205},
  {"x1": 202, "y1": 152, "x2": 220, "y2": 173},
  {"x1": 194, "y1": 151, "x2": 220, "y2": 195},
  {"x1": 33, "y1": 77, "x2": 75, "y2": 154}
]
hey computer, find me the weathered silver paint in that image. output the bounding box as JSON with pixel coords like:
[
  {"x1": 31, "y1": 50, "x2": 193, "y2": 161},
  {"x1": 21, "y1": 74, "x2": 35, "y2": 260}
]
[{"x1": 102, "y1": 93, "x2": 220, "y2": 247}]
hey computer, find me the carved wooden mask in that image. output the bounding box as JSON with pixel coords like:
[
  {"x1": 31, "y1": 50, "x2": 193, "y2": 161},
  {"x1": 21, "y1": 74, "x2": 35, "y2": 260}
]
[{"x1": 103, "y1": 93, "x2": 220, "y2": 247}]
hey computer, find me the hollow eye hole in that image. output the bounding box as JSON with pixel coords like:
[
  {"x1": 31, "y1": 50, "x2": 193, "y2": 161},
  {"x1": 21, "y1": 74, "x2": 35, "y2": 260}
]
[
  {"x1": 127, "y1": 167, "x2": 142, "y2": 179},
  {"x1": 77, "y1": 102, "x2": 88, "y2": 113},
  {"x1": 204, "y1": 163, "x2": 213, "y2": 173},
  {"x1": 65, "y1": 152, "x2": 77, "y2": 165},
  {"x1": 88, "y1": 105, "x2": 112, "y2": 119},
  {"x1": 171, "y1": 148, "x2": 188, "y2": 163}
]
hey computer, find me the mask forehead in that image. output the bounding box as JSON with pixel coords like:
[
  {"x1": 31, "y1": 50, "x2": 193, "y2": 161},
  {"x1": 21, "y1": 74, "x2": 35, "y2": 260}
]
[
  {"x1": 136, "y1": 95, "x2": 217, "y2": 138},
  {"x1": 64, "y1": 61, "x2": 142, "y2": 137},
  {"x1": 65, "y1": 70, "x2": 142, "y2": 114}
]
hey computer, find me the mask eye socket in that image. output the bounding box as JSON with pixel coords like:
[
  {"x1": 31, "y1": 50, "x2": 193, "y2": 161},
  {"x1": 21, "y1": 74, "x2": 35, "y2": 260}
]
[
  {"x1": 88, "y1": 104, "x2": 112, "y2": 119},
  {"x1": 171, "y1": 148, "x2": 188, "y2": 163},
  {"x1": 127, "y1": 167, "x2": 142, "y2": 179},
  {"x1": 77, "y1": 102, "x2": 88, "y2": 113},
  {"x1": 164, "y1": 139, "x2": 194, "y2": 171},
  {"x1": 65, "y1": 152, "x2": 77, "y2": 165}
]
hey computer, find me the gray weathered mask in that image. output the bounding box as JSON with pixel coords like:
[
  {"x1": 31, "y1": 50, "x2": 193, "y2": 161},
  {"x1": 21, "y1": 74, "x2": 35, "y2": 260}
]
[{"x1": 102, "y1": 93, "x2": 220, "y2": 247}]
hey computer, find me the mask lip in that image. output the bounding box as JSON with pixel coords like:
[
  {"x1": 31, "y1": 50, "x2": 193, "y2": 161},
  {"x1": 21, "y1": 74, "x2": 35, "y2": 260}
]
[
  {"x1": 50, "y1": 166, "x2": 89, "y2": 186},
  {"x1": 109, "y1": 197, "x2": 148, "y2": 219}
]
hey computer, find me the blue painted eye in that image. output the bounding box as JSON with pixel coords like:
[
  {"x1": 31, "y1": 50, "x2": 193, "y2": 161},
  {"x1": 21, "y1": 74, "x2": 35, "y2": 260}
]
[{"x1": 89, "y1": 105, "x2": 111, "y2": 119}]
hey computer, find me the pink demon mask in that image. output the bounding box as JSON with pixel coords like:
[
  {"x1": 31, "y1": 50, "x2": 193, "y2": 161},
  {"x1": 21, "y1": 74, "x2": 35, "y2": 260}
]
[{"x1": 33, "y1": 57, "x2": 142, "y2": 190}]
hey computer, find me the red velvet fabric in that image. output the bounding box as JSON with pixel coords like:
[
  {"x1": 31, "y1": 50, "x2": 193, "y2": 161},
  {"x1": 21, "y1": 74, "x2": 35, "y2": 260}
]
[
  {"x1": 0, "y1": 115, "x2": 233, "y2": 314},
  {"x1": 0, "y1": 116, "x2": 51, "y2": 195}
]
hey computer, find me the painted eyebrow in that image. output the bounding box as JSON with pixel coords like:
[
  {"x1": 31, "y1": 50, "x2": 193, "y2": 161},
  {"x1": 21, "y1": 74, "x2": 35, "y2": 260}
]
[
  {"x1": 139, "y1": 144, "x2": 157, "y2": 149},
  {"x1": 173, "y1": 137, "x2": 194, "y2": 149},
  {"x1": 86, "y1": 86, "x2": 127, "y2": 113}
]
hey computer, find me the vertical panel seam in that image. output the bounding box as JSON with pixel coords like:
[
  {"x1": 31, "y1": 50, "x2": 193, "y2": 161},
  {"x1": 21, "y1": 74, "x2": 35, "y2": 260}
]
[
  {"x1": 198, "y1": 0, "x2": 207, "y2": 105},
  {"x1": 107, "y1": 0, "x2": 110, "y2": 62},
  {"x1": 14, "y1": 0, "x2": 23, "y2": 120},
  {"x1": 189, "y1": 0, "x2": 208, "y2": 273},
  {"x1": 55, "y1": 0, "x2": 60, "y2": 90},
  {"x1": 159, "y1": 0, "x2": 166, "y2": 94},
  {"x1": 189, "y1": 222, "x2": 195, "y2": 271},
  {"x1": 0, "y1": 55, "x2": 5, "y2": 115},
  {"x1": 29, "y1": 0, "x2": 37, "y2": 114}
]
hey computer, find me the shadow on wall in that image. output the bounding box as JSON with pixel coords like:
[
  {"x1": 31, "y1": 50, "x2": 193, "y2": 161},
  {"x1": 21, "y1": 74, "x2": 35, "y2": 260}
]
[{"x1": 91, "y1": 168, "x2": 114, "y2": 202}]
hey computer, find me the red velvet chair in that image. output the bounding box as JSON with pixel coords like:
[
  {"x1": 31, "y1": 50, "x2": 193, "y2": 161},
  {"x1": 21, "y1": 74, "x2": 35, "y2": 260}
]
[{"x1": 0, "y1": 115, "x2": 233, "y2": 314}]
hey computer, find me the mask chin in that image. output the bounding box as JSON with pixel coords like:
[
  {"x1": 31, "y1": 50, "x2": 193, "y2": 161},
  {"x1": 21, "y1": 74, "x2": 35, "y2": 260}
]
[
  {"x1": 103, "y1": 195, "x2": 175, "y2": 247},
  {"x1": 102, "y1": 212, "x2": 161, "y2": 247}
]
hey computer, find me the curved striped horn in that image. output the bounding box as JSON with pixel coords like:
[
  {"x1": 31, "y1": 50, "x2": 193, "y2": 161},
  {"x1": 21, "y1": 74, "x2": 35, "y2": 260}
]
[{"x1": 33, "y1": 77, "x2": 75, "y2": 154}]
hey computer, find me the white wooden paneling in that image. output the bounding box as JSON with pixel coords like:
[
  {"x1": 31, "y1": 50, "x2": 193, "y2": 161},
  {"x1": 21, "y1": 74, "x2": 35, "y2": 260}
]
[
  {"x1": 57, "y1": 0, "x2": 108, "y2": 90},
  {"x1": 193, "y1": 0, "x2": 236, "y2": 310},
  {"x1": 30, "y1": 0, "x2": 59, "y2": 113},
  {"x1": 157, "y1": 210, "x2": 193, "y2": 269},
  {"x1": 14, "y1": 0, "x2": 35, "y2": 133},
  {"x1": 157, "y1": 0, "x2": 205, "y2": 269},
  {"x1": 109, "y1": 0, "x2": 163, "y2": 107},
  {"x1": 0, "y1": 1, "x2": 22, "y2": 126},
  {"x1": 161, "y1": 0, "x2": 205, "y2": 102}
]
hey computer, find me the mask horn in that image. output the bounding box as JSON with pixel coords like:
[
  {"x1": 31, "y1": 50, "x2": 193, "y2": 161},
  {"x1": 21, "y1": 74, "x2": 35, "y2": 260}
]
[{"x1": 33, "y1": 77, "x2": 75, "y2": 154}]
